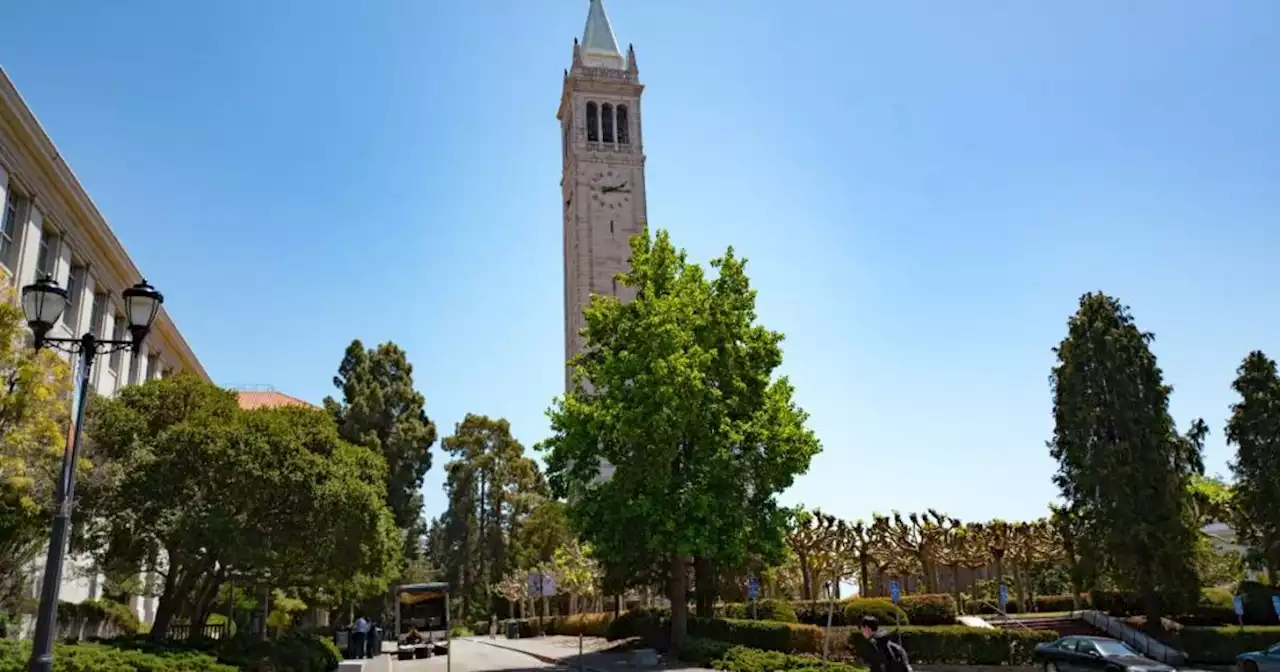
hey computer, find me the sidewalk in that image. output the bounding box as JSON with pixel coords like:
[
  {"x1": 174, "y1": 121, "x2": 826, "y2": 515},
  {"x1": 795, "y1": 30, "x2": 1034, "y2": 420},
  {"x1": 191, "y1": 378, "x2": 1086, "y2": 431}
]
[{"x1": 470, "y1": 635, "x2": 715, "y2": 672}]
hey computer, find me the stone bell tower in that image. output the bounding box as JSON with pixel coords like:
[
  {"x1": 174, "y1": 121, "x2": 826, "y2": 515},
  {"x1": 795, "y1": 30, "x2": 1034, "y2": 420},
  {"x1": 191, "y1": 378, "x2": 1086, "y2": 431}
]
[{"x1": 558, "y1": 0, "x2": 648, "y2": 392}]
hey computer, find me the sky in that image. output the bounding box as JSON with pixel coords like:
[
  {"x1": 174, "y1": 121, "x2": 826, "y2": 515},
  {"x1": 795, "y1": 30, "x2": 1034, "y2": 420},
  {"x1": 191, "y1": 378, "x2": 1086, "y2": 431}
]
[{"x1": 3, "y1": 0, "x2": 1280, "y2": 528}]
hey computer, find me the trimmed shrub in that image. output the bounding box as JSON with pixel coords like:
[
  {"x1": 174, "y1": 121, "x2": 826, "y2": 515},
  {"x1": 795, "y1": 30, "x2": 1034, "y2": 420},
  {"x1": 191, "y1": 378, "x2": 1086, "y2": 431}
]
[
  {"x1": 104, "y1": 631, "x2": 341, "y2": 672},
  {"x1": 963, "y1": 594, "x2": 1088, "y2": 615},
  {"x1": 677, "y1": 637, "x2": 733, "y2": 666},
  {"x1": 1237, "y1": 582, "x2": 1280, "y2": 626},
  {"x1": 0, "y1": 638, "x2": 236, "y2": 671},
  {"x1": 718, "y1": 599, "x2": 799, "y2": 624},
  {"x1": 604, "y1": 608, "x2": 823, "y2": 654},
  {"x1": 793, "y1": 601, "x2": 848, "y2": 626},
  {"x1": 1168, "y1": 626, "x2": 1280, "y2": 665},
  {"x1": 847, "y1": 625, "x2": 1057, "y2": 665},
  {"x1": 841, "y1": 599, "x2": 908, "y2": 628},
  {"x1": 712, "y1": 645, "x2": 865, "y2": 672},
  {"x1": 898, "y1": 594, "x2": 957, "y2": 626}
]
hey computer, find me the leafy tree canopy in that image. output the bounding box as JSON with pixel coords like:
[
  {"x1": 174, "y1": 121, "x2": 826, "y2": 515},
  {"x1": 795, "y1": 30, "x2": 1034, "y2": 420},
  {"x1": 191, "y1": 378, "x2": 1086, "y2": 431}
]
[
  {"x1": 541, "y1": 228, "x2": 821, "y2": 647},
  {"x1": 1225, "y1": 350, "x2": 1280, "y2": 582}
]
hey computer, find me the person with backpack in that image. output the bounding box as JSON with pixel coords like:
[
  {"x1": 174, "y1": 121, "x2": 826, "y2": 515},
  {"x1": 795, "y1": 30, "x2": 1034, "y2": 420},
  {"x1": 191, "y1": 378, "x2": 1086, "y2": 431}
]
[{"x1": 860, "y1": 615, "x2": 912, "y2": 672}]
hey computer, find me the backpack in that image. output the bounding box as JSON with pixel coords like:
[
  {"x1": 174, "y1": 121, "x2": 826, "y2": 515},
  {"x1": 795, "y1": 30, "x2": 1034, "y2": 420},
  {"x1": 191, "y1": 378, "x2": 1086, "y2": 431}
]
[{"x1": 880, "y1": 637, "x2": 911, "y2": 672}]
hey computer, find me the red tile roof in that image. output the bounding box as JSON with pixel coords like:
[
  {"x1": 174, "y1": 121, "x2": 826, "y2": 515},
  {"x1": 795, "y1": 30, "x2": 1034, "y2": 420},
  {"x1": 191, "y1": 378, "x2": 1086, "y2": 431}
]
[{"x1": 236, "y1": 390, "x2": 317, "y2": 410}]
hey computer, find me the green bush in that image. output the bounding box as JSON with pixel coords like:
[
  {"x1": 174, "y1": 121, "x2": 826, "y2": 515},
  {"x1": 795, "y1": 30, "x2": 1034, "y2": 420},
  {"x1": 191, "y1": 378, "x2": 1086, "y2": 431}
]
[
  {"x1": 897, "y1": 594, "x2": 957, "y2": 625},
  {"x1": 963, "y1": 593, "x2": 1088, "y2": 615},
  {"x1": 841, "y1": 599, "x2": 908, "y2": 628},
  {"x1": 718, "y1": 599, "x2": 799, "y2": 623},
  {"x1": 0, "y1": 639, "x2": 235, "y2": 672},
  {"x1": 104, "y1": 631, "x2": 341, "y2": 672},
  {"x1": 712, "y1": 645, "x2": 865, "y2": 672},
  {"x1": 792, "y1": 600, "x2": 848, "y2": 626},
  {"x1": 54, "y1": 599, "x2": 142, "y2": 636},
  {"x1": 604, "y1": 608, "x2": 823, "y2": 654},
  {"x1": 1167, "y1": 626, "x2": 1280, "y2": 665},
  {"x1": 1237, "y1": 582, "x2": 1280, "y2": 626},
  {"x1": 847, "y1": 625, "x2": 1057, "y2": 665},
  {"x1": 676, "y1": 637, "x2": 733, "y2": 666}
]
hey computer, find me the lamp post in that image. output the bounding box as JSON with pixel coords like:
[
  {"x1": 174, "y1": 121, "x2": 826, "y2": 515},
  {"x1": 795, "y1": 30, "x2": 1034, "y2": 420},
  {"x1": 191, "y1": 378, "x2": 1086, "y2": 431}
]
[{"x1": 20, "y1": 275, "x2": 163, "y2": 672}]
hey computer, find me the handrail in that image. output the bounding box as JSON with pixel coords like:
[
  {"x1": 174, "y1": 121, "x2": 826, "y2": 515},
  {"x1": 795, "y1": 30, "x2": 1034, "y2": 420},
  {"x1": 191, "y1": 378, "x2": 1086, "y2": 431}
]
[
  {"x1": 1078, "y1": 610, "x2": 1187, "y2": 666},
  {"x1": 976, "y1": 601, "x2": 1033, "y2": 631}
]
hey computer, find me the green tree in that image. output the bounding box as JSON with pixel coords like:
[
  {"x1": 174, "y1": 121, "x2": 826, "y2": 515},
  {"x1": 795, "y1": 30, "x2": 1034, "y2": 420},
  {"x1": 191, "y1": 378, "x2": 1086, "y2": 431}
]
[
  {"x1": 1048, "y1": 292, "x2": 1203, "y2": 630},
  {"x1": 542, "y1": 229, "x2": 821, "y2": 652},
  {"x1": 0, "y1": 278, "x2": 72, "y2": 617},
  {"x1": 83, "y1": 375, "x2": 400, "y2": 639},
  {"x1": 435, "y1": 414, "x2": 544, "y2": 622},
  {"x1": 324, "y1": 340, "x2": 438, "y2": 559},
  {"x1": 1225, "y1": 350, "x2": 1280, "y2": 584}
]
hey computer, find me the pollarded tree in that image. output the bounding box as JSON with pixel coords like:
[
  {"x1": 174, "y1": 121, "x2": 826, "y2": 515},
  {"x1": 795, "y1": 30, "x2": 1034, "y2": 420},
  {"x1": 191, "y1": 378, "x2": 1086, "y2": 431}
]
[
  {"x1": 787, "y1": 508, "x2": 839, "y2": 601},
  {"x1": 542, "y1": 229, "x2": 821, "y2": 653},
  {"x1": 847, "y1": 520, "x2": 876, "y2": 598},
  {"x1": 1049, "y1": 292, "x2": 1203, "y2": 629},
  {"x1": 324, "y1": 340, "x2": 438, "y2": 559},
  {"x1": 1225, "y1": 351, "x2": 1280, "y2": 584}
]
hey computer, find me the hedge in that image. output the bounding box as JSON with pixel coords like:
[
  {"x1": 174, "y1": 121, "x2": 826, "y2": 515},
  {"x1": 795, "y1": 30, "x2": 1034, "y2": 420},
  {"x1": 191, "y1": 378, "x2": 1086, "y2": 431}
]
[
  {"x1": 712, "y1": 645, "x2": 865, "y2": 672},
  {"x1": 717, "y1": 599, "x2": 799, "y2": 623},
  {"x1": 102, "y1": 631, "x2": 342, "y2": 672},
  {"x1": 1091, "y1": 585, "x2": 1276, "y2": 626},
  {"x1": 1158, "y1": 626, "x2": 1280, "y2": 665},
  {"x1": 839, "y1": 599, "x2": 909, "y2": 628},
  {"x1": 964, "y1": 594, "x2": 1087, "y2": 615},
  {"x1": 0, "y1": 639, "x2": 235, "y2": 672},
  {"x1": 603, "y1": 608, "x2": 822, "y2": 654},
  {"x1": 847, "y1": 626, "x2": 1057, "y2": 665},
  {"x1": 897, "y1": 594, "x2": 957, "y2": 625}
]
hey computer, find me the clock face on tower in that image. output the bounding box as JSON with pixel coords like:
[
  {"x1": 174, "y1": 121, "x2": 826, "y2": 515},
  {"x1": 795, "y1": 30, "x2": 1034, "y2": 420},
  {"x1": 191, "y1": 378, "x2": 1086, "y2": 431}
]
[{"x1": 590, "y1": 169, "x2": 632, "y2": 211}]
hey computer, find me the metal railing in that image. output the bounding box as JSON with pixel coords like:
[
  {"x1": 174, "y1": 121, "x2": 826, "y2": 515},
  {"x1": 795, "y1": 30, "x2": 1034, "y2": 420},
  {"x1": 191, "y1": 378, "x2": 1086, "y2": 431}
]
[
  {"x1": 1078, "y1": 611, "x2": 1187, "y2": 666},
  {"x1": 974, "y1": 601, "x2": 1034, "y2": 630}
]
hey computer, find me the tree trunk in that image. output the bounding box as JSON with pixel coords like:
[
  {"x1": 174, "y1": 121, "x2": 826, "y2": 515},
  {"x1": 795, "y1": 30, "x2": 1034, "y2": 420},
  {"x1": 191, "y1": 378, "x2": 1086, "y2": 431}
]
[
  {"x1": 951, "y1": 565, "x2": 962, "y2": 613},
  {"x1": 668, "y1": 553, "x2": 689, "y2": 655},
  {"x1": 150, "y1": 567, "x2": 202, "y2": 641},
  {"x1": 798, "y1": 552, "x2": 813, "y2": 602},
  {"x1": 1141, "y1": 585, "x2": 1165, "y2": 636},
  {"x1": 858, "y1": 554, "x2": 870, "y2": 597},
  {"x1": 693, "y1": 557, "x2": 715, "y2": 618}
]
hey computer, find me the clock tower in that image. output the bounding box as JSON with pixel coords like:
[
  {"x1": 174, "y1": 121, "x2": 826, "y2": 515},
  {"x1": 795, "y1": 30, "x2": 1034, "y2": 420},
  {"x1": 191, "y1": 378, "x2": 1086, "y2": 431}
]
[{"x1": 558, "y1": 0, "x2": 648, "y2": 392}]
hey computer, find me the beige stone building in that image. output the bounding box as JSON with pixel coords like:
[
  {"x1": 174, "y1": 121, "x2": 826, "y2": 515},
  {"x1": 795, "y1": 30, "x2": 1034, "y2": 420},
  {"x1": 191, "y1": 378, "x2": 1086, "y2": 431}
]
[
  {"x1": 559, "y1": 0, "x2": 648, "y2": 392},
  {"x1": 0, "y1": 67, "x2": 206, "y2": 626}
]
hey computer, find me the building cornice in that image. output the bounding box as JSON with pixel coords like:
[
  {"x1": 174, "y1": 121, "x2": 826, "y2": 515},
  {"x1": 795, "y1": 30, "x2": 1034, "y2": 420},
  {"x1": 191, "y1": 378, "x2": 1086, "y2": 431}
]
[{"x1": 0, "y1": 68, "x2": 207, "y2": 380}]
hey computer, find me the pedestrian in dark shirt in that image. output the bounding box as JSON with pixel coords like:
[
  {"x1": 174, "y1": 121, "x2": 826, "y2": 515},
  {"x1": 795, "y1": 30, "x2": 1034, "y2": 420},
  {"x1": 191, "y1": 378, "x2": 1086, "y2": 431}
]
[{"x1": 860, "y1": 615, "x2": 912, "y2": 672}]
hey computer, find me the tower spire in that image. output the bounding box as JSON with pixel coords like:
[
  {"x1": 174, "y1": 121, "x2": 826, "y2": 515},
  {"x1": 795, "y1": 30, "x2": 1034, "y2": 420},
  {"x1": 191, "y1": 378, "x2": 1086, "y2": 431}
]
[{"x1": 580, "y1": 0, "x2": 623, "y2": 68}]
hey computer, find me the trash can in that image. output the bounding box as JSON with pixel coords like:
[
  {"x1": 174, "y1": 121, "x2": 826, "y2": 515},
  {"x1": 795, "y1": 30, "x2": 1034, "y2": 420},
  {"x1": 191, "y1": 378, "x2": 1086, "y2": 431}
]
[
  {"x1": 335, "y1": 630, "x2": 351, "y2": 658},
  {"x1": 506, "y1": 620, "x2": 520, "y2": 639},
  {"x1": 371, "y1": 626, "x2": 383, "y2": 657}
]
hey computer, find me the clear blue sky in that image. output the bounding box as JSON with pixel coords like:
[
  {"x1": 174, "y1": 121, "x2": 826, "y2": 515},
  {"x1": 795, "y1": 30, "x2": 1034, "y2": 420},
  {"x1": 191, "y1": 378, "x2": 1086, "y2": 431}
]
[{"x1": 4, "y1": 1, "x2": 1279, "y2": 527}]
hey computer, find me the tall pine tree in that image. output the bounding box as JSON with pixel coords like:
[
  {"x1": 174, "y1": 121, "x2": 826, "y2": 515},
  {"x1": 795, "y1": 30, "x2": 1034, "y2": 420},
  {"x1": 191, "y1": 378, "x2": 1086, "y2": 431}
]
[
  {"x1": 324, "y1": 340, "x2": 438, "y2": 559},
  {"x1": 1226, "y1": 351, "x2": 1280, "y2": 584},
  {"x1": 1048, "y1": 292, "x2": 1203, "y2": 629}
]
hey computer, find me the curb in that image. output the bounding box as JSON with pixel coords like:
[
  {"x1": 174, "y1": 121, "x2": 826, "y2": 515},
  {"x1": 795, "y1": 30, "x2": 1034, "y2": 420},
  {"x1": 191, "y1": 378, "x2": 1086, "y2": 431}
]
[{"x1": 473, "y1": 637, "x2": 608, "y2": 672}]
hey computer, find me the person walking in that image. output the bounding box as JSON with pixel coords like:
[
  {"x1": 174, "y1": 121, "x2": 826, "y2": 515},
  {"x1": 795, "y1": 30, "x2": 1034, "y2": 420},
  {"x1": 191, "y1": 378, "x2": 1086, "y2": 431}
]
[
  {"x1": 859, "y1": 615, "x2": 911, "y2": 672},
  {"x1": 352, "y1": 615, "x2": 371, "y2": 660}
]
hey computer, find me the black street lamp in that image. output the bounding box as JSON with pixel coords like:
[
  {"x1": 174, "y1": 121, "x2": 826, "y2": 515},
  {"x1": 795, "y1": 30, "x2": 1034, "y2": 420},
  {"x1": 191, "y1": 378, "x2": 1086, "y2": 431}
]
[{"x1": 20, "y1": 275, "x2": 163, "y2": 672}]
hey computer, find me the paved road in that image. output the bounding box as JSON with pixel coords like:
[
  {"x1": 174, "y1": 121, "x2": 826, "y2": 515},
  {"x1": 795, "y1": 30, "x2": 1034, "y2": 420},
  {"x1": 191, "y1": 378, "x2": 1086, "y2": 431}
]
[{"x1": 389, "y1": 638, "x2": 574, "y2": 672}]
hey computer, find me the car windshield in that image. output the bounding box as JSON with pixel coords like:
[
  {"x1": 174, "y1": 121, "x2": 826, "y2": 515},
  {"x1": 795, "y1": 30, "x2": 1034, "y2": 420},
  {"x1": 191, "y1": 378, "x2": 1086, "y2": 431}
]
[{"x1": 1093, "y1": 640, "x2": 1140, "y2": 657}]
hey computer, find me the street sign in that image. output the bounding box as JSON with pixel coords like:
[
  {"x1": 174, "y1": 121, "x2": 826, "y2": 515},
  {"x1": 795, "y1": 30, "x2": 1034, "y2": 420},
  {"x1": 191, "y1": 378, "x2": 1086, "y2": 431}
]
[
  {"x1": 999, "y1": 584, "x2": 1008, "y2": 611},
  {"x1": 889, "y1": 580, "x2": 900, "y2": 604},
  {"x1": 1272, "y1": 595, "x2": 1280, "y2": 619},
  {"x1": 1233, "y1": 595, "x2": 1244, "y2": 617},
  {"x1": 747, "y1": 576, "x2": 760, "y2": 601},
  {"x1": 527, "y1": 571, "x2": 557, "y2": 597}
]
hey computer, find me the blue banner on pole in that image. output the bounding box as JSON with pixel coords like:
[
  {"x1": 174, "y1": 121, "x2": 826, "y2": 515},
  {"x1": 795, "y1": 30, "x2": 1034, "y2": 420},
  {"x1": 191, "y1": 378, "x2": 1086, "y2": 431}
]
[
  {"x1": 1233, "y1": 595, "x2": 1244, "y2": 617},
  {"x1": 747, "y1": 576, "x2": 759, "y2": 600},
  {"x1": 1272, "y1": 595, "x2": 1280, "y2": 619},
  {"x1": 999, "y1": 584, "x2": 1008, "y2": 611},
  {"x1": 889, "y1": 580, "x2": 900, "y2": 604}
]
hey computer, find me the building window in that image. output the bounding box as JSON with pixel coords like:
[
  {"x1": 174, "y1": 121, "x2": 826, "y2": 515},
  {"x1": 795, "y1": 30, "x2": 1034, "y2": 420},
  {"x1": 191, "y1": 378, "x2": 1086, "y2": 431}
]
[
  {"x1": 586, "y1": 102, "x2": 599, "y2": 142},
  {"x1": 65, "y1": 265, "x2": 85, "y2": 331},
  {"x1": 601, "y1": 103, "x2": 615, "y2": 143},
  {"x1": 128, "y1": 348, "x2": 141, "y2": 385},
  {"x1": 36, "y1": 231, "x2": 58, "y2": 280},
  {"x1": 109, "y1": 315, "x2": 125, "y2": 373},
  {"x1": 0, "y1": 190, "x2": 21, "y2": 268},
  {"x1": 88, "y1": 293, "x2": 106, "y2": 339},
  {"x1": 147, "y1": 354, "x2": 160, "y2": 380},
  {"x1": 616, "y1": 105, "x2": 629, "y2": 145}
]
